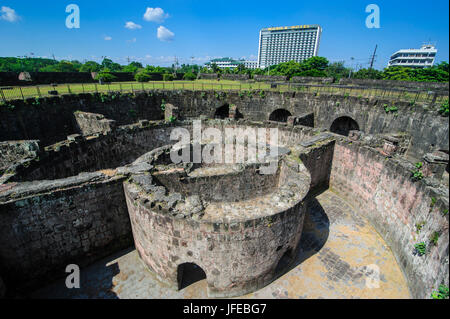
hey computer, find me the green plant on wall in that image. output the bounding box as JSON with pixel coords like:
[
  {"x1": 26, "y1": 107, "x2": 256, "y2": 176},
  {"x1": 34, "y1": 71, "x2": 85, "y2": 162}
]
[
  {"x1": 246, "y1": 90, "x2": 253, "y2": 99},
  {"x1": 442, "y1": 209, "x2": 449, "y2": 217},
  {"x1": 99, "y1": 93, "x2": 110, "y2": 103},
  {"x1": 169, "y1": 116, "x2": 177, "y2": 123},
  {"x1": 430, "y1": 231, "x2": 440, "y2": 246},
  {"x1": 201, "y1": 92, "x2": 206, "y2": 99},
  {"x1": 238, "y1": 92, "x2": 244, "y2": 99},
  {"x1": 411, "y1": 162, "x2": 424, "y2": 181},
  {"x1": 439, "y1": 99, "x2": 449, "y2": 117},
  {"x1": 31, "y1": 97, "x2": 40, "y2": 106},
  {"x1": 161, "y1": 99, "x2": 166, "y2": 111},
  {"x1": 259, "y1": 90, "x2": 266, "y2": 99},
  {"x1": 385, "y1": 104, "x2": 399, "y2": 114},
  {"x1": 1, "y1": 102, "x2": 15, "y2": 110},
  {"x1": 111, "y1": 92, "x2": 121, "y2": 100},
  {"x1": 430, "y1": 197, "x2": 437, "y2": 207},
  {"x1": 415, "y1": 221, "x2": 426, "y2": 233},
  {"x1": 414, "y1": 242, "x2": 427, "y2": 256},
  {"x1": 431, "y1": 285, "x2": 449, "y2": 299}
]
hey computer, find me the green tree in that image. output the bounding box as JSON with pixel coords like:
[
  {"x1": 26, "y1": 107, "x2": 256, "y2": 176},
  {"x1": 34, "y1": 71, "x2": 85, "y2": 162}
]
[
  {"x1": 210, "y1": 63, "x2": 220, "y2": 74},
  {"x1": 382, "y1": 66, "x2": 413, "y2": 81},
  {"x1": 40, "y1": 60, "x2": 80, "y2": 72},
  {"x1": 352, "y1": 68, "x2": 384, "y2": 80},
  {"x1": 101, "y1": 58, "x2": 122, "y2": 72},
  {"x1": 121, "y1": 62, "x2": 143, "y2": 74},
  {"x1": 79, "y1": 61, "x2": 102, "y2": 73},
  {"x1": 325, "y1": 61, "x2": 351, "y2": 80}
]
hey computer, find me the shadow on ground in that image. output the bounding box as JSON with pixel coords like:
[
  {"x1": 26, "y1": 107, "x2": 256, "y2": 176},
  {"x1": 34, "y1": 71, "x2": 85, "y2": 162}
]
[
  {"x1": 274, "y1": 197, "x2": 330, "y2": 278},
  {"x1": 30, "y1": 247, "x2": 136, "y2": 299}
]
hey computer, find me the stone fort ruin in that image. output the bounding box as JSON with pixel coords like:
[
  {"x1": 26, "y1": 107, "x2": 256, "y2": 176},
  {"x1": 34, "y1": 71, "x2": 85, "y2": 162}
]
[{"x1": 0, "y1": 86, "x2": 448, "y2": 298}]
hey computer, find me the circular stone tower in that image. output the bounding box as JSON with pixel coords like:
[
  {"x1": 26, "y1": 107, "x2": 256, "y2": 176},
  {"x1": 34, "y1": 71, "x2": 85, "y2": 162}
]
[{"x1": 123, "y1": 142, "x2": 311, "y2": 297}]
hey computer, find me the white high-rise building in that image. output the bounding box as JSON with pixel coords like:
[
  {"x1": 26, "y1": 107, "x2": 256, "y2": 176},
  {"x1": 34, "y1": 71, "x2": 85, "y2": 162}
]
[
  {"x1": 257, "y1": 24, "x2": 322, "y2": 69},
  {"x1": 387, "y1": 44, "x2": 437, "y2": 69}
]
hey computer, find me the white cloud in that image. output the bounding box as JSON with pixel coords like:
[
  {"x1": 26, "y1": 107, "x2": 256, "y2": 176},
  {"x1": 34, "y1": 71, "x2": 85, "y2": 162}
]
[
  {"x1": 144, "y1": 7, "x2": 169, "y2": 23},
  {"x1": 127, "y1": 38, "x2": 137, "y2": 43},
  {"x1": 0, "y1": 6, "x2": 20, "y2": 22},
  {"x1": 125, "y1": 21, "x2": 142, "y2": 30},
  {"x1": 104, "y1": 36, "x2": 112, "y2": 41},
  {"x1": 157, "y1": 26, "x2": 174, "y2": 42}
]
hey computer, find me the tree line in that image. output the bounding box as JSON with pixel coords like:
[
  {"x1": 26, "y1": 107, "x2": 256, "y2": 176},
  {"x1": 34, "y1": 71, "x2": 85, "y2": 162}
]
[{"x1": 0, "y1": 56, "x2": 448, "y2": 83}]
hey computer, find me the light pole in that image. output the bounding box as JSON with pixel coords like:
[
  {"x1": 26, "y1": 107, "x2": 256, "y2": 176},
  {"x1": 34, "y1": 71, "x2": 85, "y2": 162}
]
[{"x1": 348, "y1": 57, "x2": 355, "y2": 78}]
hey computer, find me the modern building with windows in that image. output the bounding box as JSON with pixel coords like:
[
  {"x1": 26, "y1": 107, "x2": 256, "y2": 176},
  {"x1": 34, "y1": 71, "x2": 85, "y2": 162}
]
[
  {"x1": 206, "y1": 58, "x2": 242, "y2": 70},
  {"x1": 257, "y1": 25, "x2": 322, "y2": 69},
  {"x1": 242, "y1": 60, "x2": 259, "y2": 69},
  {"x1": 387, "y1": 44, "x2": 437, "y2": 69},
  {"x1": 206, "y1": 57, "x2": 259, "y2": 70}
]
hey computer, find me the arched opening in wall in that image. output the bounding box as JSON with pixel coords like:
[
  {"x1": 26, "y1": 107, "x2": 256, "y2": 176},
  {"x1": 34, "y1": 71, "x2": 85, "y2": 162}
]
[
  {"x1": 214, "y1": 104, "x2": 229, "y2": 119},
  {"x1": 177, "y1": 263, "x2": 207, "y2": 290},
  {"x1": 274, "y1": 247, "x2": 294, "y2": 276},
  {"x1": 269, "y1": 109, "x2": 292, "y2": 123},
  {"x1": 330, "y1": 116, "x2": 360, "y2": 137}
]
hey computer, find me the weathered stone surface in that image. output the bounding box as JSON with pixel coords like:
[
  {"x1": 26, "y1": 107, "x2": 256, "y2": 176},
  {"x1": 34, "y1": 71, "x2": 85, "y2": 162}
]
[{"x1": 0, "y1": 106, "x2": 447, "y2": 299}]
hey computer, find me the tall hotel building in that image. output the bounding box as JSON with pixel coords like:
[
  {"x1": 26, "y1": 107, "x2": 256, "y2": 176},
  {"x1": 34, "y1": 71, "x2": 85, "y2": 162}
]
[{"x1": 257, "y1": 25, "x2": 322, "y2": 69}]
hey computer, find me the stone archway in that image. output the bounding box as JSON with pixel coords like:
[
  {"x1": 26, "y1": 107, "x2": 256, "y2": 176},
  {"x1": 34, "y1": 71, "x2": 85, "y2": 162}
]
[
  {"x1": 177, "y1": 263, "x2": 207, "y2": 290},
  {"x1": 269, "y1": 109, "x2": 292, "y2": 122},
  {"x1": 330, "y1": 116, "x2": 360, "y2": 137}
]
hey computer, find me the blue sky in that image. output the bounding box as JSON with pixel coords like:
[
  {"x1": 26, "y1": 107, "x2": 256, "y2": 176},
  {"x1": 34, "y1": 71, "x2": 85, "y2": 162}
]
[{"x1": 0, "y1": 0, "x2": 448, "y2": 69}]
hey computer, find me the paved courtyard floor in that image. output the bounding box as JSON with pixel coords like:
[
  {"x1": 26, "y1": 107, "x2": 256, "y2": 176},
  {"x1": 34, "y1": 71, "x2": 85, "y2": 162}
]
[{"x1": 31, "y1": 190, "x2": 410, "y2": 299}]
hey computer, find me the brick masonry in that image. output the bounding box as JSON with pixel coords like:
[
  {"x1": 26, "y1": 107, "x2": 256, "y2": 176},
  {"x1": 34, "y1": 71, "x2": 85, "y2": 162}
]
[
  {"x1": 0, "y1": 110, "x2": 448, "y2": 299},
  {"x1": 330, "y1": 140, "x2": 449, "y2": 298}
]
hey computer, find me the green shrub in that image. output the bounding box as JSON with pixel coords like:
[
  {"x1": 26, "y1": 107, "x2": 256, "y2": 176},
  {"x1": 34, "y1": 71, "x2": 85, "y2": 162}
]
[
  {"x1": 414, "y1": 242, "x2": 427, "y2": 256},
  {"x1": 135, "y1": 71, "x2": 152, "y2": 82},
  {"x1": 259, "y1": 90, "x2": 266, "y2": 99},
  {"x1": 161, "y1": 99, "x2": 166, "y2": 111},
  {"x1": 169, "y1": 116, "x2": 177, "y2": 123},
  {"x1": 183, "y1": 72, "x2": 197, "y2": 81},
  {"x1": 431, "y1": 285, "x2": 449, "y2": 299},
  {"x1": 385, "y1": 105, "x2": 399, "y2": 113},
  {"x1": 411, "y1": 162, "x2": 424, "y2": 181},
  {"x1": 439, "y1": 99, "x2": 449, "y2": 117},
  {"x1": 95, "y1": 72, "x2": 117, "y2": 83},
  {"x1": 163, "y1": 74, "x2": 174, "y2": 81}
]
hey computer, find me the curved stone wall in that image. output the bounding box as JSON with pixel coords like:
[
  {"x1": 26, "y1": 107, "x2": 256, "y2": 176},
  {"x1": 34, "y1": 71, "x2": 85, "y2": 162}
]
[
  {"x1": 0, "y1": 118, "x2": 448, "y2": 298},
  {"x1": 329, "y1": 140, "x2": 449, "y2": 298},
  {"x1": 124, "y1": 147, "x2": 311, "y2": 297}
]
